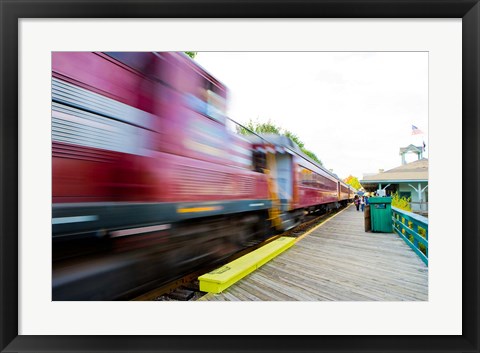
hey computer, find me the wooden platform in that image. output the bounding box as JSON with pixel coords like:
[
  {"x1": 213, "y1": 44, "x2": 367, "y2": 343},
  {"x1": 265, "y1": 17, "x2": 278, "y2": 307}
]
[{"x1": 198, "y1": 204, "x2": 428, "y2": 301}]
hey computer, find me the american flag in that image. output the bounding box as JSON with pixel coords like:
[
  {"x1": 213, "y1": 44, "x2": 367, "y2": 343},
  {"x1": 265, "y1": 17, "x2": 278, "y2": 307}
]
[{"x1": 412, "y1": 125, "x2": 423, "y2": 135}]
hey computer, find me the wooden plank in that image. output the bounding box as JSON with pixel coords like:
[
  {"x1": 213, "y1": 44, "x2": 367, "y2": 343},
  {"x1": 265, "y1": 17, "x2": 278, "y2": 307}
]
[{"x1": 198, "y1": 205, "x2": 428, "y2": 301}]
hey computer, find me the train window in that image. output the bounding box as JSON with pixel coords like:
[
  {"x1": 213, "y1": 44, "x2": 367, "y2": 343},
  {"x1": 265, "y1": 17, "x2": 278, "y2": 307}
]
[
  {"x1": 321, "y1": 175, "x2": 335, "y2": 191},
  {"x1": 301, "y1": 167, "x2": 319, "y2": 187},
  {"x1": 253, "y1": 151, "x2": 267, "y2": 173},
  {"x1": 319, "y1": 175, "x2": 327, "y2": 190},
  {"x1": 206, "y1": 89, "x2": 226, "y2": 125},
  {"x1": 186, "y1": 79, "x2": 226, "y2": 125}
]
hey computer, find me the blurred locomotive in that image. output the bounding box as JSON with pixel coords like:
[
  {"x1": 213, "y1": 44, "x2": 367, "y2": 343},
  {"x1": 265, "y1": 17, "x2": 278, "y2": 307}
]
[{"x1": 52, "y1": 52, "x2": 355, "y2": 300}]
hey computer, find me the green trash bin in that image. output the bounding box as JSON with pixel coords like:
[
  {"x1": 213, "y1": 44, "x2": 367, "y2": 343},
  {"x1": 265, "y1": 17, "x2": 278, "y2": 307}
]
[{"x1": 369, "y1": 197, "x2": 393, "y2": 233}]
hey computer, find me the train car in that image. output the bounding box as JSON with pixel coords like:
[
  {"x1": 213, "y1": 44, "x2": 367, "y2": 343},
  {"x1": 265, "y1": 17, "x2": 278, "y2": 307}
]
[
  {"x1": 338, "y1": 180, "x2": 351, "y2": 204},
  {"x1": 52, "y1": 52, "x2": 271, "y2": 300},
  {"x1": 348, "y1": 185, "x2": 357, "y2": 201},
  {"x1": 246, "y1": 134, "x2": 347, "y2": 231}
]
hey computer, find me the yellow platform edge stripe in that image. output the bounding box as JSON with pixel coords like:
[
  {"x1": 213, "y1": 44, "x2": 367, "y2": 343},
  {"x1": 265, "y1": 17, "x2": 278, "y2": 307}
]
[{"x1": 198, "y1": 236, "x2": 296, "y2": 293}]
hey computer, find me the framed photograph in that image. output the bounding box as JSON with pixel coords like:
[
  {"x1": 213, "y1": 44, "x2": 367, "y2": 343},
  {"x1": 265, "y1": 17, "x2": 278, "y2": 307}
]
[{"x1": 1, "y1": 0, "x2": 478, "y2": 352}]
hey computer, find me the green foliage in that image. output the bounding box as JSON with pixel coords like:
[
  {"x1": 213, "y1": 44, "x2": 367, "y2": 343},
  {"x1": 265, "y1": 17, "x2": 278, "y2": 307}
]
[
  {"x1": 284, "y1": 130, "x2": 304, "y2": 149},
  {"x1": 344, "y1": 175, "x2": 361, "y2": 190},
  {"x1": 244, "y1": 119, "x2": 282, "y2": 134},
  {"x1": 301, "y1": 149, "x2": 321, "y2": 164},
  {"x1": 394, "y1": 195, "x2": 426, "y2": 255},
  {"x1": 184, "y1": 52, "x2": 197, "y2": 59},
  {"x1": 391, "y1": 192, "x2": 412, "y2": 212},
  {"x1": 417, "y1": 227, "x2": 427, "y2": 254},
  {"x1": 406, "y1": 223, "x2": 427, "y2": 255},
  {"x1": 283, "y1": 130, "x2": 322, "y2": 163},
  {"x1": 236, "y1": 119, "x2": 281, "y2": 139},
  {"x1": 392, "y1": 208, "x2": 427, "y2": 255},
  {"x1": 237, "y1": 119, "x2": 323, "y2": 165}
]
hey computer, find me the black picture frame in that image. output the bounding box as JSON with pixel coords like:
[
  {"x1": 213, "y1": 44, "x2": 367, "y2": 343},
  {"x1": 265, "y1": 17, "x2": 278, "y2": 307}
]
[{"x1": 1, "y1": 1, "x2": 478, "y2": 352}]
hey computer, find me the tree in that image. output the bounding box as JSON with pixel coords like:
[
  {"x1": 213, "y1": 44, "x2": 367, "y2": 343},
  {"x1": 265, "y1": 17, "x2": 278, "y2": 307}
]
[
  {"x1": 237, "y1": 119, "x2": 281, "y2": 135},
  {"x1": 344, "y1": 175, "x2": 362, "y2": 190},
  {"x1": 237, "y1": 119, "x2": 323, "y2": 165},
  {"x1": 184, "y1": 52, "x2": 197, "y2": 59},
  {"x1": 302, "y1": 149, "x2": 322, "y2": 164},
  {"x1": 283, "y1": 130, "x2": 304, "y2": 148}
]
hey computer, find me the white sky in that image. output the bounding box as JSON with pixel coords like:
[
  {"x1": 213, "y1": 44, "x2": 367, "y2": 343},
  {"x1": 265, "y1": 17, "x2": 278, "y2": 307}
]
[{"x1": 195, "y1": 52, "x2": 428, "y2": 180}]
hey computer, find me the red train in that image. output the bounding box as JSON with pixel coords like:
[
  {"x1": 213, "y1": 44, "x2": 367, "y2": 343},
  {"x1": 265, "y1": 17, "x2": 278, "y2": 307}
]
[{"x1": 52, "y1": 52, "x2": 355, "y2": 300}]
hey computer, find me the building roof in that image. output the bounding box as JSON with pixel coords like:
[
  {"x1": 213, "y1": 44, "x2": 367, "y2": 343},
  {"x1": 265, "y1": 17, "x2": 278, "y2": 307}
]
[
  {"x1": 399, "y1": 144, "x2": 423, "y2": 154},
  {"x1": 361, "y1": 158, "x2": 429, "y2": 183}
]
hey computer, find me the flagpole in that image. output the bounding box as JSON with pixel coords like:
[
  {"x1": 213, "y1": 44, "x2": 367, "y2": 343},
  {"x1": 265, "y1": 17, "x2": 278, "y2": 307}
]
[{"x1": 410, "y1": 124, "x2": 426, "y2": 160}]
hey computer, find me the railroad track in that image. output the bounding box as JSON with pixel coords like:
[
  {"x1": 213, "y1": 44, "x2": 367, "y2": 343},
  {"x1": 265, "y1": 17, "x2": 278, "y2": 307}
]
[{"x1": 132, "y1": 205, "x2": 348, "y2": 301}]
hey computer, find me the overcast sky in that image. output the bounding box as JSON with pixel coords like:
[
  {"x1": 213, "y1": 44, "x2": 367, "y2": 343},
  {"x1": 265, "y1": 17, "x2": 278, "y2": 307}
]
[{"x1": 195, "y1": 52, "x2": 428, "y2": 180}]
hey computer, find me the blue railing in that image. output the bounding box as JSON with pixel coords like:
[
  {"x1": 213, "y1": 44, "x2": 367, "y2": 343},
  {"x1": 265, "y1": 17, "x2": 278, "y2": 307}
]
[{"x1": 391, "y1": 207, "x2": 428, "y2": 266}]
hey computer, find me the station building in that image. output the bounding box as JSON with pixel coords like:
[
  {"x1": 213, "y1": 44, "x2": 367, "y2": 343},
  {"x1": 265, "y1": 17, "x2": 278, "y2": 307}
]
[{"x1": 360, "y1": 145, "x2": 428, "y2": 216}]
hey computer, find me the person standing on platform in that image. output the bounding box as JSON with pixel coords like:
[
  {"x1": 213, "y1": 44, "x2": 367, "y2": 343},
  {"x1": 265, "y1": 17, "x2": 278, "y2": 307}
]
[
  {"x1": 360, "y1": 196, "x2": 365, "y2": 212},
  {"x1": 354, "y1": 195, "x2": 360, "y2": 211}
]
